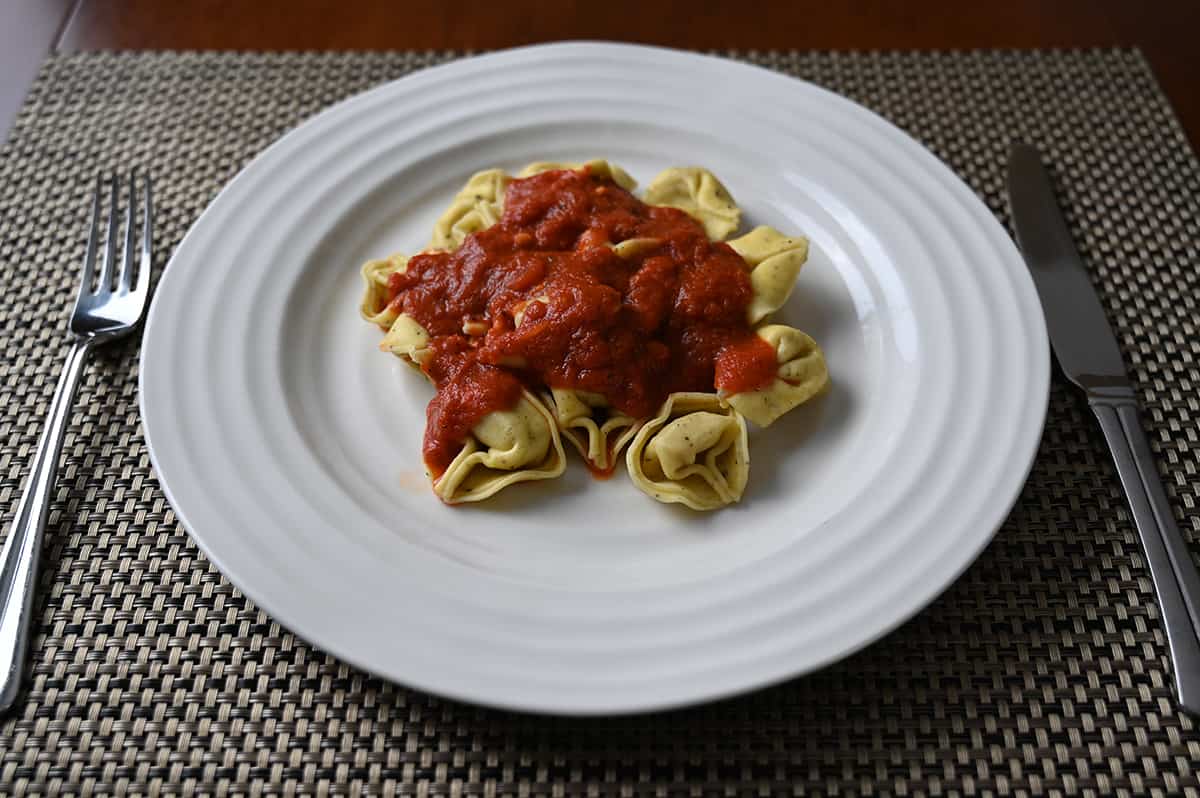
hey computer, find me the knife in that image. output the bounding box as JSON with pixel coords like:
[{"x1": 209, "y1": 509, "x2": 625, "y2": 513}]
[{"x1": 1007, "y1": 143, "x2": 1200, "y2": 716}]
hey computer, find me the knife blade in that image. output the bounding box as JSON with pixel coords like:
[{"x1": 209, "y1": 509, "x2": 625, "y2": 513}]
[
  {"x1": 1006, "y1": 144, "x2": 1131, "y2": 396},
  {"x1": 1006, "y1": 143, "x2": 1200, "y2": 717}
]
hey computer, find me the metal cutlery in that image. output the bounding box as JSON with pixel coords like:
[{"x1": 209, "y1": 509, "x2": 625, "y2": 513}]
[
  {"x1": 1007, "y1": 144, "x2": 1200, "y2": 716},
  {"x1": 0, "y1": 174, "x2": 153, "y2": 712}
]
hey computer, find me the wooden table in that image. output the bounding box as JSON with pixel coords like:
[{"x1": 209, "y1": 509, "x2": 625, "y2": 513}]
[{"x1": 4, "y1": 0, "x2": 1199, "y2": 147}]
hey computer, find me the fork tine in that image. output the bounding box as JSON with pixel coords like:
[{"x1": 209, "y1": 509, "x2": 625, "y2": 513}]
[
  {"x1": 75, "y1": 176, "x2": 102, "y2": 299},
  {"x1": 97, "y1": 176, "x2": 119, "y2": 293},
  {"x1": 135, "y1": 175, "x2": 152, "y2": 298},
  {"x1": 118, "y1": 171, "x2": 136, "y2": 294}
]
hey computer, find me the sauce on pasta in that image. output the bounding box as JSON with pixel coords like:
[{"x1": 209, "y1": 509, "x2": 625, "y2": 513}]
[{"x1": 386, "y1": 166, "x2": 778, "y2": 476}]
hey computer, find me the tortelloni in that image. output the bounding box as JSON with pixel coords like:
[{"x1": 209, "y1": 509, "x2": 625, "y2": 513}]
[
  {"x1": 625, "y1": 393, "x2": 750, "y2": 511},
  {"x1": 510, "y1": 294, "x2": 549, "y2": 328},
  {"x1": 609, "y1": 237, "x2": 661, "y2": 258},
  {"x1": 517, "y1": 159, "x2": 637, "y2": 192},
  {"x1": 643, "y1": 167, "x2": 741, "y2": 241},
  {"x1": 360, "y1": 255, "x2": 432, "y2": 371},
  {"x1": 723, "y1": 325, "x2": 829, "y2": 427},
  {"x1": 727, "y1": 226, "x2": 809, "y2": 326},
  {"x1": 433, "y1": 390, "x2": 567, "y2": 504},
  {"x1": 360, "y1": 160, "x2": 828, "y2": 510},
  {"x1": 379, "y1": 313, "x2": 433, "y2": 371},
  {"x1": 359, "y1": 254, "x2": 409, "y2": 329},
  {"x1": 544, "y1": 388, "x2": 642, "y2": 473},
  {"x1": 429, "y1": 168, "x2": 510, "y2": 251}
]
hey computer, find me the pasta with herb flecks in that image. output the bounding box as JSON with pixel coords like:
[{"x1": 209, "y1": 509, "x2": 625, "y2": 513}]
[{"x1": 358, "y1": 162, "x2": 828, "y2": 508}]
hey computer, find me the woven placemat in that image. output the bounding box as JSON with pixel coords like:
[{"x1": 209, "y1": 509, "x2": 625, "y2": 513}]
[{"x1": 1, "y1": 48, "x2": 1198, "y2": 796}]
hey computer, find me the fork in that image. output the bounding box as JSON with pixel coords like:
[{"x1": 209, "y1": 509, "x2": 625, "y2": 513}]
[{"x1": 0, "y1": 174, "x2": 152, "y2": 712}]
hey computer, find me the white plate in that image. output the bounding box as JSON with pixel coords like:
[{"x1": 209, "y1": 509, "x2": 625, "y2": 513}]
[{"x1": 140, "y1": 42, "x2": 1049, "y2": 714}]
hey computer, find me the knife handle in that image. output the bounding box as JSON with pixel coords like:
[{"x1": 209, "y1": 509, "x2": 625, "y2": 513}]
[{"x1": 1091, "y1": 398, "x2": 1200, "y2": 715}]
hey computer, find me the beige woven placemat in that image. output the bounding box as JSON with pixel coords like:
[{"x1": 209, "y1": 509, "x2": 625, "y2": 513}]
[{"x1": 1, "y1": 49, "x2": 1198, "y2": 796}]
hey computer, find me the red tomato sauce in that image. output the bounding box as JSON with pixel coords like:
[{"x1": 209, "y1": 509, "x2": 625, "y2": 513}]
[{"x1": 386, "y1": 166, "x2": 778, "y2": 476}]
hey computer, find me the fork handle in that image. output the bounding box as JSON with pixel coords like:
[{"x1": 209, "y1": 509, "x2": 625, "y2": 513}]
[
  {"x1": 0, "y1": 338, "x2": 94, "y2": 712},
  {"x1": 1091, "y1": 397, "x2": 1200, "y2": 716}
]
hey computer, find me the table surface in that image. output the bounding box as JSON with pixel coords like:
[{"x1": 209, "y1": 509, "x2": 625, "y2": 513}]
[
  {"x1": 2, "y1": 0, "x2": 1199, "y2": 147},
  {"x1": 2, "y1": 38, "x2": 1199, "y2": 798}
]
